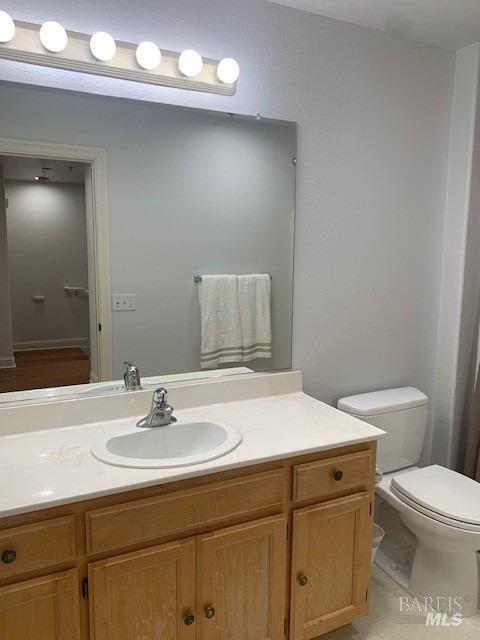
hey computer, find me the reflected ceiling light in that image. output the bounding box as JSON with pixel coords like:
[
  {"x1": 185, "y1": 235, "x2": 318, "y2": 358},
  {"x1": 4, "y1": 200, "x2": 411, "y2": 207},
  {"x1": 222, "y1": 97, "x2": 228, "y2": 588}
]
[
  {"x1": 39, "y1": 21, "x2": 68, "y2": 53},
  {"x1": 178, "y1": 49, "x2": 203, "y2": 77},
  {"x1": 136, "y1": 40, "x2": 161, "y2": 70},
  {"x1": 89, "y1": 31, "x2": 116, "y2": 62},
  {"x1": 34, "y1": 167, "x2": 50, "y2": 182},
  {"x1": 0, "y1": 10, "x2": 14, "y2": 43},
  {"x1": 217, "y1": 57, "x2": 239, "y2": 84}
]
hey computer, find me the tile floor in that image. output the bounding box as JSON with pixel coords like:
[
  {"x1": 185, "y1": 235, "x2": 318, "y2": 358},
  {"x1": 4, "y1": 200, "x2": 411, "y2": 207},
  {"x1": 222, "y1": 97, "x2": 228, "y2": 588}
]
[{"x1": 322, "y1": 566, "x2": 480, "y2": 640}]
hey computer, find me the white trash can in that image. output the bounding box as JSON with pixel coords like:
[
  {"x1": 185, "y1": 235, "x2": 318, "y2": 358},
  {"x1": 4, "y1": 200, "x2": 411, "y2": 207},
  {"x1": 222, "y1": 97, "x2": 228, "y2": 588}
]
[{"x1": 372, "y1": 524, "x2": 385, "y2": 567}]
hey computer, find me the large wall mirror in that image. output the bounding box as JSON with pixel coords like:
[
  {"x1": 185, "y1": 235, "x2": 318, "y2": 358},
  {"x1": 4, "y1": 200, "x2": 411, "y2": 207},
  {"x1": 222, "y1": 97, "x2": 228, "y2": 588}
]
[{"x1": 0, "y1": 82, "x2": 296, "y2": 404}]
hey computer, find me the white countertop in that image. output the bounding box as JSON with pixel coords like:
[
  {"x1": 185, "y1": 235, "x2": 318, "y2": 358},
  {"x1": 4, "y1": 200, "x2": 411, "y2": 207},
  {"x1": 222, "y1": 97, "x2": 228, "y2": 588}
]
[{"x1": 0, "y1": 390, "x2": 383, "y2": 518}]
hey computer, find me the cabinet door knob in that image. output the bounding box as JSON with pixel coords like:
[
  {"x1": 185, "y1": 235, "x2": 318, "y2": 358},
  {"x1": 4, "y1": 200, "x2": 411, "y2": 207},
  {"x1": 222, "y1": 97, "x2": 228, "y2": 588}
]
[
  {"x1": 1, "y1": 549, "x2": 16, "y2": 564},
  {"x1": 205, "y1": 606, "x2": 216, "y2": 619},
  {"x1": 184, "y1": 613, "x2": 195, "y2": 626},
  {"x1": 334, "y1": 470, "x2": 344, "y2": 481},
  {"x1": 298, "y1": 574, "x2": 308, "y2": 587}
]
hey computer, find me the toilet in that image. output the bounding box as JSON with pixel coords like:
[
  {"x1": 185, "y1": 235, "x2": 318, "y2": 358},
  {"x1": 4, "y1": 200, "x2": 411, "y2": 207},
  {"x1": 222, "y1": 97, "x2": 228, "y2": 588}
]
[{"x1": 337, "y1": 387, "x2": 480, "y2": 618}]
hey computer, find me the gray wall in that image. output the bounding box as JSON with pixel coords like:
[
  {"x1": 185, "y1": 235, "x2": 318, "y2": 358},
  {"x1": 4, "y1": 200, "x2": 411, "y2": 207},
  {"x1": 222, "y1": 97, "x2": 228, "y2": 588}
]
[
  {"x1": 0, "y1": 166, "x2": 14, "y2": 366},
  {"x1": 0, "y1": 0, "x2": 454, "y2": 433},
  {"x1": 0, "y1": 89, "x2": 295, "y2": 377},
  {"x1": 5, "y1": 180, "x2": 89, "y2": 350}
]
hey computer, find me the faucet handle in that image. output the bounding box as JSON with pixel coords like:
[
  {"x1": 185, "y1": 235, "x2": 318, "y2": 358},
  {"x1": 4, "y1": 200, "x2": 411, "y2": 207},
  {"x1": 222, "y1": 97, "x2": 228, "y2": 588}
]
[
  {"x1": 137, "y1": 386, "x2": 176, "y2": 428},
  {"x1": 153, "y1": 387, "x2": 168, "y2": 406},
  {"x1": 123, "y1": 361, "x2": 141, "y2": 390}
]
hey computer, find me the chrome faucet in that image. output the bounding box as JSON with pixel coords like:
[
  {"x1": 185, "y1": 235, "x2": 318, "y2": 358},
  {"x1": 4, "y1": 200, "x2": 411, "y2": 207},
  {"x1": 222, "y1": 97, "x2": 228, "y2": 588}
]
[
  {"x1": 137, "y1": 387, "x2": 177, "y2": 428},
  {"x1": 123, "y1": 361, "x2": 142, "y2": 391}
]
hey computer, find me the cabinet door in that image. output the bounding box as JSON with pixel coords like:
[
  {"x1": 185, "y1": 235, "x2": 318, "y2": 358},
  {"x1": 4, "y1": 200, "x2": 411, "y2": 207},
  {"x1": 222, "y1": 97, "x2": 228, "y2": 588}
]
[
  {"x1": 197, "y1": 515, "x2": 287, "y2": 640},
  {"x1": 290, "y1": 494, "x2": 372, "y2": 639},
  {"x1": 0, "y1": 569, "x2": 80, "y2": 640},
  {"x1": 89, "y1": 537, "x2": 196, "y2": 640}
]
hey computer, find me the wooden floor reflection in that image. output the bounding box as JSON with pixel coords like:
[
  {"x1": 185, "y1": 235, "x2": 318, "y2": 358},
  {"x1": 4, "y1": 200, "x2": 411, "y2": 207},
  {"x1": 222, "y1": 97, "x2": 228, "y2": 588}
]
[{"x1": 0, "y1": 348, "x2": 90, "y2": 393}]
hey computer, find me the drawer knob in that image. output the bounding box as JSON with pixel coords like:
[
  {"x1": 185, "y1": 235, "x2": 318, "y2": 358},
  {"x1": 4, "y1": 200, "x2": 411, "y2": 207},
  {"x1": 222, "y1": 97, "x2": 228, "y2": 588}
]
[
  {"x1": 205, "y1": 606, "x2": 216, "y2": 619},
  {"x1": 1, "y1": 549, "x2": 16, "y2": 564},
  {"x1": 298, "y1": 574, "x2": 308, "y2": 587},
  {"x1": 334, "y1": 470, "x2": 344, "y2": 481},
  {"x1": 184, "y1": 613, "x2": 195, "y2": 626}
]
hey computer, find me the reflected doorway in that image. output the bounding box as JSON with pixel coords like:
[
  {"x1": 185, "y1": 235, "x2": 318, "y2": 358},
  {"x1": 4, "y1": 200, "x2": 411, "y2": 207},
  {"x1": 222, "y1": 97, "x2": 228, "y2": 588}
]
[{"x1": 0, "y1": 156, "x2": 91, "y2": 392}]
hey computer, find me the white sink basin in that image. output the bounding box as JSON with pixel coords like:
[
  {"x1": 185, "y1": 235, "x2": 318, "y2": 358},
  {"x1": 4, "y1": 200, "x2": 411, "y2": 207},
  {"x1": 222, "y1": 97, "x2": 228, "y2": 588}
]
[{"x1": 91, "y1": 419, "x2": 242, "y2": 468}]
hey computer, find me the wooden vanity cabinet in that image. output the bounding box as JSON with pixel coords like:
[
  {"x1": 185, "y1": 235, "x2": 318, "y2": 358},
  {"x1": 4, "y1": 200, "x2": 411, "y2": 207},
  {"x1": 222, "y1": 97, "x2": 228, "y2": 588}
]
[
  {"x1": 289, "y1": 494, "x2": 372, "y2": 639},
  {"x1": 88, "y1": 514, "x2": 287, "y2": 640},
  {"x1": 89, "y1": 538, "x2": 197, "y2": 640},
  {"x1": 197, "y1": 515, "x2": 287, "y2": 640},
  {"x1": 0, "y1": 441, "x2": 376, "y2": 640},
  {"x1": 0, "y1": 569, "x2": 81, "y2": 640}
]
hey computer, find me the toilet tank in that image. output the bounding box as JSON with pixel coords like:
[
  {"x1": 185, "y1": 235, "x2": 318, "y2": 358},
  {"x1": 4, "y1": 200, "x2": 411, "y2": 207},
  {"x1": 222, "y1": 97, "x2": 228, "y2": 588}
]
[{"x1": 337, "y1": 387, "x2": 428, "y2": 473}]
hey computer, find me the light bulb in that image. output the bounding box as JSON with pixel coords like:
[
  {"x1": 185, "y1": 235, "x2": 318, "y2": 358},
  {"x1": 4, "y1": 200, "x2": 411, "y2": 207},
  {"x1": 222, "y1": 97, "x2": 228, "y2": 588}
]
[
  {"x1": 0, "y1": 10, "x2": 15, "y2": 43},
  {"x1": 89, "y1": 31, "x2": 116, "y2": 62},
  {"x1": 136, "y1": 41, "x2": 161, "y2": 70},
  {"x1": 39, "y1": 21, "x2": 68, "y2": 53},
  {"x1": 217, "y1": 58, "x2": 240, "y2": 84},
  {"x1": 178, "y1": 49, "x2": 203, "y2": 77}
]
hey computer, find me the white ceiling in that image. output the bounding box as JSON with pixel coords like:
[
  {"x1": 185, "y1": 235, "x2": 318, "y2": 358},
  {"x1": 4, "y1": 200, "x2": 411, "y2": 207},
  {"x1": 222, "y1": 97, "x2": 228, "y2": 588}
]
[
  {"x1": 0, "y1": 156, "x2": 85, "y2": 184},
  {"x1": 269, "y1": 0, "x2": 480, "y2": 51}
]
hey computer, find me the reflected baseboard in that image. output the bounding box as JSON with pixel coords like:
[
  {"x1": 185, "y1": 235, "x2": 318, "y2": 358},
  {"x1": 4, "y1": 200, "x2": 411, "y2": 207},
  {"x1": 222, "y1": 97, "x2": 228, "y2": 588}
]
[
  {"x1": 14, "y1": 338, "x2": 89, "y2": 352},
  {"x1": 0, "y1": 356, "x2": 16, "y2": 369}
]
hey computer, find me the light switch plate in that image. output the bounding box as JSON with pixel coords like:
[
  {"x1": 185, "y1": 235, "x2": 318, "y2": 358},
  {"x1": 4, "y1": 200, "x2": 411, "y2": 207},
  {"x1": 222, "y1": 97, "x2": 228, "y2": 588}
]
[{"x1": 113, "y1": 293, "x2": 136, "y2": 311}]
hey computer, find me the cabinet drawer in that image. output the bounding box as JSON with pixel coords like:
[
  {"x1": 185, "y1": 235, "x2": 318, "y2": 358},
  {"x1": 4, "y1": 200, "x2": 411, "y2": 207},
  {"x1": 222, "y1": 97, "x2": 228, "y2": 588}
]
[
  {"x1": 86, "y1": 469, "x2": 287, "y2": 555},
  {"x1": 0, "y1": 516, "x2": 76, "y2": 580},
  {"x1": 293, "y1": 451, "x2": 372, "y2": 502}
]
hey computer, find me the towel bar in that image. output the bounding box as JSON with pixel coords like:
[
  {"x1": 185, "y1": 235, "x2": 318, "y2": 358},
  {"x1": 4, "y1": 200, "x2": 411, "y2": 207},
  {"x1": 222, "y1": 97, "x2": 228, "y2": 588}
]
[
  {"x1": 64, "y1": 286, "x2": 89, "y2": 297},
  {"x1": 193, "y1": 273, "x2": 271, "y2": 282}
]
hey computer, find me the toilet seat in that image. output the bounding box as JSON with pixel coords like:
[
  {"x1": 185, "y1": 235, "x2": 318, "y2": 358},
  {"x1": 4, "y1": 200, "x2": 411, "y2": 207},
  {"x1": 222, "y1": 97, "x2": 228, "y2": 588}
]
[{"x1": 390, "y1": 465, "x2": 480, "y2": 532}]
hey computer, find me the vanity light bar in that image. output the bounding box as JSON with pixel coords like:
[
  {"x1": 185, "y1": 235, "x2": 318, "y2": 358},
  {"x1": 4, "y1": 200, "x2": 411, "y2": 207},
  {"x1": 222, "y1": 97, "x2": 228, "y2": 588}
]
[{"x1": 0, "y1": 13, "x2": 239, "y2": 95}]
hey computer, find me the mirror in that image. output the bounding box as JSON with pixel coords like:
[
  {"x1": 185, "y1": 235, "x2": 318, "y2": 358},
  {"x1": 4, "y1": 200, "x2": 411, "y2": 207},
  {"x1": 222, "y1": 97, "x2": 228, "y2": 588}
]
[{"x1": 0, "y1": 82, "x2": 296, "y2": 404}]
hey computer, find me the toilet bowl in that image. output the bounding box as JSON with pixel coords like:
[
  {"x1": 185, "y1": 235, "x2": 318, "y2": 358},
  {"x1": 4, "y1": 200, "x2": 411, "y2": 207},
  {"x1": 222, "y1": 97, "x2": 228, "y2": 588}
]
[
  {"x1": 337, "y1": 387, "x2": 480, "y2": 617},
  {"x1": 377, "y1": 466, "x2": 480, "y2": 617}
]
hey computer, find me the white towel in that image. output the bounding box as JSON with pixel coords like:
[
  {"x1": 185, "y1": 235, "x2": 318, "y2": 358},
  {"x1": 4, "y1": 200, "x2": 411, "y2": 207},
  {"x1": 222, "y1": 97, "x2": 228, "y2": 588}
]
[
  {"x1": 199, "y1": 274, "x2": 272, "y2": 368},
  {"x1": 237, "y1": 274, "x2": 272, "y2": 362},
  {"x1": 199, "y1": 275, "x2": 242, "y2": 369}
]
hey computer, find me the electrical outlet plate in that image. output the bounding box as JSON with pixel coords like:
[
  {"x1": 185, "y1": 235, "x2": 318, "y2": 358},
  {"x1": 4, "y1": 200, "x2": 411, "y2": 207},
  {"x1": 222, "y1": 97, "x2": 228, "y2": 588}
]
[{"x1": 112, "y1": 293, "x2": 136, "y2": 311}]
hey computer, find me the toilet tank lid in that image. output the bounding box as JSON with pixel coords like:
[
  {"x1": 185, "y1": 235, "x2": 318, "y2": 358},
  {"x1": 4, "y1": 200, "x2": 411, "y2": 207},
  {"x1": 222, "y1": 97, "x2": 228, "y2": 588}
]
[{"x1": 337, "y1": 387, "x2": 428, "y2": 416}]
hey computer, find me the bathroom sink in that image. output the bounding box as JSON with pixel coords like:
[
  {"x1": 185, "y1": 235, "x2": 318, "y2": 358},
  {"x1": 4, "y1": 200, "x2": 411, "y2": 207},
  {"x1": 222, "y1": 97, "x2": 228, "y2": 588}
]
[{"x1": 91, "y1": 419, "x2": 242, "y2": 468}]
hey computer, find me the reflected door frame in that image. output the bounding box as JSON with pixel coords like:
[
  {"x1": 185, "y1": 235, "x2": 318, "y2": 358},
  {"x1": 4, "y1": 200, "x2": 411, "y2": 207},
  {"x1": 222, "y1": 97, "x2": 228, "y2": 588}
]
[{"x1": 0, "y1": 137, "x2": 113, "y2": 382}]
